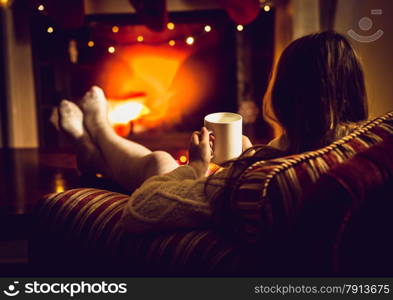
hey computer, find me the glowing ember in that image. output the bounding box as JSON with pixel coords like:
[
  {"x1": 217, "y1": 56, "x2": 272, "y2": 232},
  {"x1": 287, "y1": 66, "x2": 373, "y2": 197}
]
[{"x1": 54, "y1": 173, "x2": 65, "y2": 193}]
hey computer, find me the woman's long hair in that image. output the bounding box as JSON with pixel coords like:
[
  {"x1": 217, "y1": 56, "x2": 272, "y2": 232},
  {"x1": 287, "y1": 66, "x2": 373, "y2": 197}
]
[
  {"x1": 209, "y1": 31, "x2": 368, "y2": 234},
  {"x1": 264, "y1": 30, "x2": 368, "y2": 153}
]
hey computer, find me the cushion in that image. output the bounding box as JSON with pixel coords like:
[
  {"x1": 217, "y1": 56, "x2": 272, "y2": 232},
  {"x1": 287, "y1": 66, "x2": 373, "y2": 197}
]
[
  {"x1": 229, "y1": 111, "x2": 393, "y2": 243},
  {"x1": 34, "y1": 189, "x2": 255, "y2": 275}
]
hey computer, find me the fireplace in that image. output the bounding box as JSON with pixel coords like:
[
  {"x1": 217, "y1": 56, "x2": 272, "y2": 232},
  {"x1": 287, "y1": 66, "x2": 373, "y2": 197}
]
[
  {"x1": 79, "y1": 12, "x2": 239, "y2": 136},
  {"x1": 31, "y1": 7, "x2": 274, "y2": 151}
]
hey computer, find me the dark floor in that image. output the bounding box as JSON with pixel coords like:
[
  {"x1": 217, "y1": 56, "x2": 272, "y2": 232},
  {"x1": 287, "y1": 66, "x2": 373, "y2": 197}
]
[
  {"x1": 0, "y1": 149, "x2": 77, "y2": 214},
  {"x1": 0, "y1": 132, "x2": 193, "y2": 275},
  {"x1": 0, "y1": 148, "x2": 79, "y2": 275}
]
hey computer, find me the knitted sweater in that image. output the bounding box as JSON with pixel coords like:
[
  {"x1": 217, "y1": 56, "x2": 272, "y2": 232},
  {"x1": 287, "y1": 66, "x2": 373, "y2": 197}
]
[
  {"x1": 120, "y1": 123, "x2": 362, "y2": 234},
  {"x1": 120, "y1": 165, "x2": 229, "y2": 233}
]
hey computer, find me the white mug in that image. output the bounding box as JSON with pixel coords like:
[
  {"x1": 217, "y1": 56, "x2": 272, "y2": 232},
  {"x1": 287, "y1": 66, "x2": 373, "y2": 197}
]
[{"x1": 204, "y1": 112, "x2": 243, "y2": 164}]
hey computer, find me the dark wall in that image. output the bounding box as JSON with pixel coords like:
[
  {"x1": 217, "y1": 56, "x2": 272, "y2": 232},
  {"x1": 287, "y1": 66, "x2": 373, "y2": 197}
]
[{"x1": 0, "y1": 8, "x2": 8, "y2": 148}]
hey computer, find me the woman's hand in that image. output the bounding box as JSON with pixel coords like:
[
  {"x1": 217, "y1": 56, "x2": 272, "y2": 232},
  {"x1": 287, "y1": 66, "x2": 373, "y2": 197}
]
[
  {"x1": 188, "y1": 127, "x2": 213, "y2": 178},
  {"x1": 242, "y1": 135, "x2": 253, "y2": 152}
]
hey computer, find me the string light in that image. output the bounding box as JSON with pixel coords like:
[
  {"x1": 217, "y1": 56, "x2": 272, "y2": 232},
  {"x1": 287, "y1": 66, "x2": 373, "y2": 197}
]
[
  {"x1": 179, "y1": 155, "x2": 187, "y2": 163},
  {"x1": 167, "y1": 22, "x2": 175, "y2": 30},
  {"x1": 204, "y1": 25, "x2": 212, "y2": 32},
  {"x1": 185, "y1": 36, "x2": 194, "y2": 45},
  {"x1": 37, "y1": 4, "x2": 45, "y2": 11},
  {"x1": 264, "y1": 5, "x2": 271, "y2": 12},
  {"x1": 108, "y1": 46, "x2": 115, "y2": 54},
  {"x1": 47, "y1": 27, "x2": 54, "y2": 34},
  {"x1": 85, "y1": 23, "x2": 220, "y2": 48},
  {"x1": 236, "y1": 24, "x2": 244, "y2": 32}
]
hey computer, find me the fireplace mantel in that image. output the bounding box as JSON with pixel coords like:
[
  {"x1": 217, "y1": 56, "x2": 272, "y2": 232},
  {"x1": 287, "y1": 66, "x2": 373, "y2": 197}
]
[{"x1": 84, "y1": 0, "x2": 220, "y2": 15}]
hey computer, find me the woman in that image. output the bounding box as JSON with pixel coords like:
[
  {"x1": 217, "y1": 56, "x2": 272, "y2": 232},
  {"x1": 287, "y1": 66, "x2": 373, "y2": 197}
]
[{"x1": 57, "y1": 31, "x2": 368, "y2": 233}]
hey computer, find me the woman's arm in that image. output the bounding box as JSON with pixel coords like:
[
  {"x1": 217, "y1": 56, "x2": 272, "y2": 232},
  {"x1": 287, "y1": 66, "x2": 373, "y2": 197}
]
[{"x1": 121, "y1": 127, "x2": 225, "y2": 234}]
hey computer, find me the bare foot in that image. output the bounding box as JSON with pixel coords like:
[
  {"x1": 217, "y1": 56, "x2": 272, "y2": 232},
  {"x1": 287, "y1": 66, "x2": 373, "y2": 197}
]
[
  {"x1": 59, "y1": 99, "x2": 84, "y2": 139},
  {"x1": 79, "y1": 86, "x2": 111, "y2": 140}
]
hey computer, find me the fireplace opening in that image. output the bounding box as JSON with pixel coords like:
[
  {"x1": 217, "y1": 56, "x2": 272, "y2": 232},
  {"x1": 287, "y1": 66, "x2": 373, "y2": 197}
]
[
  {"x1": 80, "y1": 12, "x2": 238, "y2": 136},
  {"x1": 31, "y1": 9, "x2": 274, "y2": 151}
]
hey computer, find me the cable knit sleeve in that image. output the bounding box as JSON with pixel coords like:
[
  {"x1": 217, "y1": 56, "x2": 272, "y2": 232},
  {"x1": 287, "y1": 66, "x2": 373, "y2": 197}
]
[{"x1": 120, "y1": 165, "x2": 226, "y2": 234}]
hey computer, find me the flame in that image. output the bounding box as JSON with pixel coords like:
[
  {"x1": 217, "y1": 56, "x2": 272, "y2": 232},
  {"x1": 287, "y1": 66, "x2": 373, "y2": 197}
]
[
  {"x1": 100, "y1": 44, "x2": 210, "y2": 131},
  {"x1": 108, "y1": 99, "x2": 150, "y2": 125}
]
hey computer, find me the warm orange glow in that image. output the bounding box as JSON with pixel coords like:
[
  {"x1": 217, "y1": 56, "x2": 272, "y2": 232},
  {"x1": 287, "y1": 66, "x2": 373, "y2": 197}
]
[
  {"x1": 137, "y1": 35, "x2": 144, "y2": 42},
  {"x1": 167, "y1": 22, "x2": 175, "y2": 30},
  {"x1": 96, "y1": 173, "x2": 103, "y2": 178},
  {"x1": 179, "y1": 155, "x2": 187, "y2": 163},
  {"x1": 204, "y1": 25, "x2": 212, "y2": 32},
  {"x1": 0, "y1": 0, "x2": 8, "y2": 6},
  {"x1": 112, "y1": 26, "x2": 119, "y2": 33},
  {"x1": 108, "y1": 99, "x2": 150, "y2": 125},
  {"x1": 113, "y1": 123, "x2": 132, "y2": 136},
  {"x1": 168, "y1": 40, "x2": 176, "y2": 46},
  {"x1": 100, "y1": 44, "x2": 209, "y2": 132},
  {"x1": 47, "y1": 27, "x2": 54, "y2": 33},
  {"x1": 108, "y1": 99, "x2": 151, "y2": 136},
  {"x1": 87, "y1": 40, "x2": 95, "y2": 47},
  {"x1": 185, "y1": 36, "x2": 194, "y2": 45},
  {"x1": 108, "y1": 46, "x2": 115, "y2": 53},
  {"x1": 55, "y1": 185, "x2": 65, "y2": 193},
  {"x1": 54, "y1": 173, "x2": 65, "y2": 193}
]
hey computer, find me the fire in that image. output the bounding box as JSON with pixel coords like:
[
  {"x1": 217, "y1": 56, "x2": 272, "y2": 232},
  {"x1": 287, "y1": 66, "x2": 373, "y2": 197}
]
[
  {"x1": 99, "y1": 43, "x2": 210, "y2": 134},
  {"x1": 107, "y1": 98, "x2": 151, "y2": 136},
  {"x1": 108, "y1": 99, "x2": 150, "y2": 125}
]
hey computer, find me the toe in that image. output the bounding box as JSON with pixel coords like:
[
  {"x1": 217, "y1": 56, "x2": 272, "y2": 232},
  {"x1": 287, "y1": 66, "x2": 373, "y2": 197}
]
[
  {"x1": 60, "y1": 99, "x2": 72, "y2": 107},
  {"x1": 91, "y1": 85, "x2": 105, "y2": 98},
  {"x1": 60, "y1": 100, "x2": 72, "y2": 112},
  {"x1": 49, "y1": 107, "x2": 60, "y2": 130}
]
